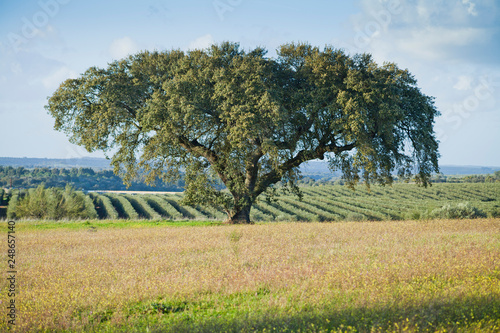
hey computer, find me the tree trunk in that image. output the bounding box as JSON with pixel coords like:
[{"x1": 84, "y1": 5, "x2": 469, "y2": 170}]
[{"x1": 227, "y1": 204, "x2": 252, "y2": 224}]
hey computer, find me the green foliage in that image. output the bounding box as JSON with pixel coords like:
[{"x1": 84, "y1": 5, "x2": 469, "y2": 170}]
[
  {"x1": 9, "y1": 185, "x2": 97, "y2": 220},
  {"x1": 0, "y1": 165, "x2": 184, "y2": 191},
  {"x1": 488, "y1": 206, "x2": 500, "y2": 218},
  {"x1": 144, "y1": 195, "x2": 183, "y2": 219},
  {"x1": 426, "y1": 171, "x2": 500, "y2": 184},
  {"x1": 83, "y1": 192, "x2": 99, "y2": 219},
  {"x1": 429, "y1": 202, "x2": 487, "y2": 219},
  {"x1": 91, "y1": 193, "x2": 120, "y2": 219},
  {"x1": 46, "y1": 42, "x2": 440, "y2": 223},
  {"x1": 166, "y1": 195, "x2": 209, "y2": 220},
  {"x1": 6, "y1": 193, "x2": 20, "y2": 219},
  {"x1": 12, "y1": 186, "x2": 52, "y2": 219},
  {"x1": 107, "y1": 194, "x2": 139, "y2": 219},
  {"x1": 124, "y1": 194, "x2": 162, "y2": 220},
  {"x1": 5, "y1": 183, "x2": 497, "y2": 222},
  {"x1": 462, "y1": 174, "x2": 500, "y2": 183},
  {"x1": 117, "y1": 293, "x2": 500, "y2": 333}
]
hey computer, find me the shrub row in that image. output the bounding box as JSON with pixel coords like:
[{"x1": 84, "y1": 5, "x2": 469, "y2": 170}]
[
  {"x1": 250, "y1": 206, "x2": 274, "y2": 221},
  {"x1": 275, "y1": 197, "x2": 323, "y2": 221},
  {"x1": 7, "y1": 185, "x2": 97, "y2": 220},
  {"x1": 2, "y1": 183, "x2": 498, "y2": 221},
  {"x1": 125, "y1": 195, "x2": 162, "y2": 220},
  {"x1": 283, "y1": 196, "x2": 341, "y2": 221},
  {"x1": 89, "y1": 193, "x2": 119, "y2": 219},
  {"x1": 165, "y1": 196, "x2": 208, "y2": 219},
  {"x1": 143, "y1": 195, "x2": 183, "y2": 219},
  {"x1": 105, "y1": 194, "x2": 139, "y2": 219},
  {"x1": 254, "y1": 200, "x2": 295, "y2": 221}
]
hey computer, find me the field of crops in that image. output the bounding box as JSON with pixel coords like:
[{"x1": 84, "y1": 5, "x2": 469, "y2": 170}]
[
  {"x1": 88, "y1": 183, "x2": 500, "y2": 221},
  {"x1": 4, "y1": 183, "x2": 500, "y2": 221}
]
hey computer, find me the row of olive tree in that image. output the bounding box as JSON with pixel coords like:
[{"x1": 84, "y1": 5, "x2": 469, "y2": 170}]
[{"x1": 7, "y1": 185, "x2": 97, "y2": 220}]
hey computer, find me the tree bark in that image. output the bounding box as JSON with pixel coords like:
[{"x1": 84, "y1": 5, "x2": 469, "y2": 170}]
[{"x1": 226, "y1": 201, "x2": 252, "y2": 224}]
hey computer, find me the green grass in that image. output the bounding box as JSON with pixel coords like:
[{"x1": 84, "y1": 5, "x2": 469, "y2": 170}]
[
  {"x1": 112, "y1": 292, "x2": 500, "y2": 332},
  {"x1": 8, "y1": 219, "x2": 224, "y2": 231}
]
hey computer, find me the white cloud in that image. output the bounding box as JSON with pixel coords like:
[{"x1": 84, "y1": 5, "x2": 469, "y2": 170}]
[
  {"x1": 453, "y1": 75, "x2": 474, "y2": 90},
  {"x1": 109, "y1": 37, "x2": 139, "y2": 59},
  {"x1": 396, "y1": 27, "x2": 488, "y2": 61},
  {"x1": 349, "y1": 0, "x2": 500, "y2": 167},
  {"x1": 41, "y1": 66, "x2": 77, "y2": 90},
  {"x1": 348, "y1": 0, "x2": 495, "y2": 62},
  {"x1": 462, "y1": 0, "x2": 478, "y2": 16},
  {"x1": 188, "y1": 34, "x2": 215, "y2": 50}
]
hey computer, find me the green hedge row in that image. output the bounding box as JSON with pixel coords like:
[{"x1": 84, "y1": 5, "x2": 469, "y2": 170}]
[
  {"x1": 105, "y1": 193, "x2": 139, "y2": 219},
  {"x1": 7, "y1": 185, "x2": 97, "y2": 220}
]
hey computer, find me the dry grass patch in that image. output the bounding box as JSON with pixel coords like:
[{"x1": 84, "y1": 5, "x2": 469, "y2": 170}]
[{"x1": 0, "y1": 219, "x2": 499, "y2": 332}]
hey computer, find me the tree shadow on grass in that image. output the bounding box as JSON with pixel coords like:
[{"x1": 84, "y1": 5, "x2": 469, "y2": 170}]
[{"x1": 142, "y1": 295, "x2": 500, "y2": 333}]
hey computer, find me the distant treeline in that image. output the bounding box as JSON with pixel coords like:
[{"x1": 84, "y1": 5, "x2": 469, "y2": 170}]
[
  {"x1": 429, "y1": 172, "x2": 500, "y2": 183},
  {"x1": 0, "y1": 157, "x2": 111, "y2": 169},
  {"x1": 0, "y1": 166, "x2": 499, "y2": 193},
  {"x1": 298, "y1": 171, "x2": 500, "y2": 186},
  {"x1": 0, "y1": 166, "x2": 184, "y2": 191}
]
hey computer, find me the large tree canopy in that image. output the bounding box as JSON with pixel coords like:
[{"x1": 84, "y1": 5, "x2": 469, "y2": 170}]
[{"x1": 46, "y1": 42, "x2": 439, "y2": 223}]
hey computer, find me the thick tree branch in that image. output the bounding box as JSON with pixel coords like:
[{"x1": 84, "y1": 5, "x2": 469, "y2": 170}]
[
  {"x1": 119, "y1": 102, "x2": 137, "y2": 118},
  {"x1": 178, "y1": 136, "x2": 218, "y2": 165},
  {"x1": 245, "y1": 147, "x2": 263, "y2": 193},
  {"x1": 178, "y1": 135, "x2": 239, "y2": 188}
]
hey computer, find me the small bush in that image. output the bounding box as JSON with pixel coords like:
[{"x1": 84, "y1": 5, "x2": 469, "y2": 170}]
[
  {"x1": 429, "y1": 202, "x2": 486, "y2": 219},
  {"x1": 405, "y1": 210, "x2": 423, "y2": 220},
  {"x1": 487, "y1": 205, "x2": 500, "y2": 218}
]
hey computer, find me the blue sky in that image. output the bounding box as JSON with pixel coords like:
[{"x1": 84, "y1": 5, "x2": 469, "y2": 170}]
[{"x1": 1, "y1": 0, "x2": 499, "y2": 166}]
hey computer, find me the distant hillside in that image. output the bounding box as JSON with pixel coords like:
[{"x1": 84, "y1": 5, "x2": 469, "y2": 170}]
[
  {"x1": 1, "y1": 157, "x2": 499, "y2": 176},
  {"x1": 0, "y1": 157, "x2": 112, "y2": 169},
  {"x1": 438, "y1": 165, "x2": 500, "y2": 175},
  {"x1": 300, "y1": 160, "x2": 500, "y2": 176}
]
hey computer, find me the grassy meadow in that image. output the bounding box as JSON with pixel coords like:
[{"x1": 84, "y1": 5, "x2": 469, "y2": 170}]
[{"x1": 1, "y1": 218, "x2": 499, "y2": 332}]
